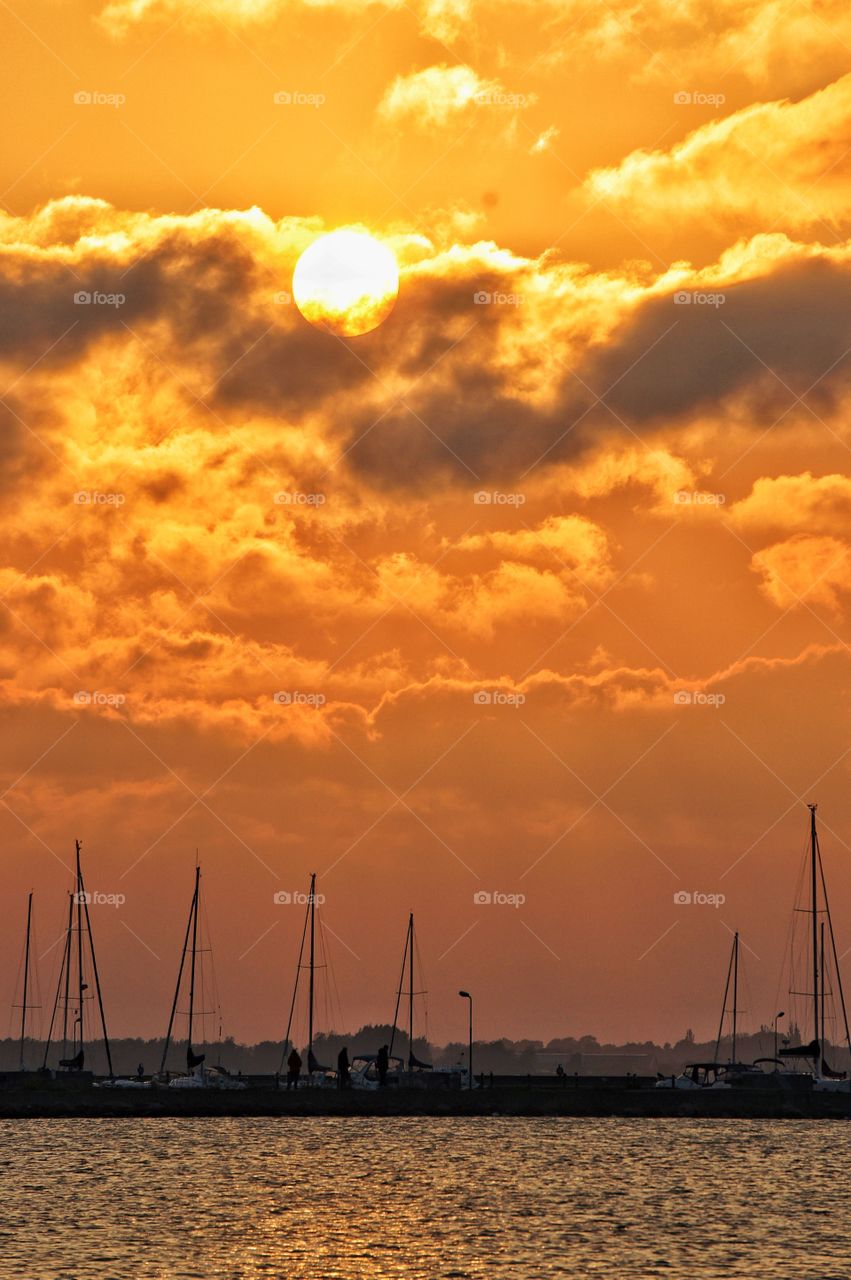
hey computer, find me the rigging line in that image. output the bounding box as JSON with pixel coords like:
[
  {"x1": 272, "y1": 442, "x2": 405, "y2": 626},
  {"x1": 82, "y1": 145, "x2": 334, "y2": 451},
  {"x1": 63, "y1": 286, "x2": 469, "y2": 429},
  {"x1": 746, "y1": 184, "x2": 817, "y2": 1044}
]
[
  {"x1": 29, "y1": 908, "x2": 44, "y2": 1042},
  {"x1": 817, "y1": 837, "x2": 851, "y2": 1061},
  {"x1": 160, "y1": 867, "x2": 196, "y2": 1076},
  {"x1": 412, "y1": 930, "x2": 428, "y2": 1055},
  {"x1": 7, "y1": 922, "x2": 26, "y2": 1040},
  {"x1": 777, "y1": 838, "x2": 808, "y2": 1023},
  {"x1": 389, "y1": 917, "x2": 409, "y2": 1061},
  {"x1": 42, "y1": 898, "x2": 71, "y2": 1069},
  {"x1": 714, "y1": 934, "x2": 735, "y2": 1063},
  {"x1": 199, "y1": 889, "x2": 221, "y2": 1052},
  {"x1": 78, "y1": 852, "x2": 114, "y2": 1078},
  {"x1": 320, "y1": 915, "x2": 346, "y2": 1036}
]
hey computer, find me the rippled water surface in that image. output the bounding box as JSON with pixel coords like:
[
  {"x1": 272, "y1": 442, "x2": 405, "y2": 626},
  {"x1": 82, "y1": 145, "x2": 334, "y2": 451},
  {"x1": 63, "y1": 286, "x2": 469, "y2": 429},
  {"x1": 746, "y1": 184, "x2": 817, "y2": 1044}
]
[{"x1": 3, "y1": 1117, "x2": 851, "y2": 1278}]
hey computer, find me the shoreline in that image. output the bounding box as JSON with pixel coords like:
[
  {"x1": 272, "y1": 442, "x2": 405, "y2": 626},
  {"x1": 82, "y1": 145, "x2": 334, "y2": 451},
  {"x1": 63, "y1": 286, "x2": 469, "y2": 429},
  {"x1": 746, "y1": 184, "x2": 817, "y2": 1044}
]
[{"x1": 3, "y1": 1084, "x2": 851, "y2": 1119}]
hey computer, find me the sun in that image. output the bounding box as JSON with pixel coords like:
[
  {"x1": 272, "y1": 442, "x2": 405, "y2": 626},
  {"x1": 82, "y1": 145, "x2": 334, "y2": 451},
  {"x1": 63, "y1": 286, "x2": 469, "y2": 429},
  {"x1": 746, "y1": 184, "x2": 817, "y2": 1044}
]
[{"x1": 292, "y1": 230, "x2": 399, "y2": 337}]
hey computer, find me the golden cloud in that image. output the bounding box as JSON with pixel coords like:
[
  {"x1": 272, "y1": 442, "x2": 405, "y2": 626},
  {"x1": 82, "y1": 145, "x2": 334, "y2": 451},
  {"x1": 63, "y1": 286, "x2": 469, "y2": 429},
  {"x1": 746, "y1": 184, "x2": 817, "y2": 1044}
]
[
  {"x1": 729, "y1": 472, "x2": 851, "y2": 537},
  {"x1": 377, "y1": 65, "x2": 523, "y2": 129},
  {"x1": 752, "y1": 534, "x2": 851, "y2": 612},
  {"x1": 585, "y1": 73, "x2": 851, "y2": 236}
]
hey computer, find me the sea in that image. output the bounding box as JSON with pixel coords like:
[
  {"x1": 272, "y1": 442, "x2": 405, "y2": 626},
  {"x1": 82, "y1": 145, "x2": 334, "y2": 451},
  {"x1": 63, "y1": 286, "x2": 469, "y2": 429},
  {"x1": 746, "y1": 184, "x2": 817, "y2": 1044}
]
[{"x1": 2, "y1": 1116, "x2": 850, "y2": 1278}]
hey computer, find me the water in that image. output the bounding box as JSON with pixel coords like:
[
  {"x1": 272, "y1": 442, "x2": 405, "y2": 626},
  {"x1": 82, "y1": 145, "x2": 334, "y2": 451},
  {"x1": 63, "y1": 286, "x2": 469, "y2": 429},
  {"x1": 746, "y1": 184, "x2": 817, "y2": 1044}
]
[{"x1": 2, "y1": 1117, "x2": 850, "y2": 1279}]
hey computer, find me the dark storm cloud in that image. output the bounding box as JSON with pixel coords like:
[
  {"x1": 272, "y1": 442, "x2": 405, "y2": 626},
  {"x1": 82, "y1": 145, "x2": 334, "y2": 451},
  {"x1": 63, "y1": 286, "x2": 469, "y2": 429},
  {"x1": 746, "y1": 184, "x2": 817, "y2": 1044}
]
[
  {"x1": 587, "y1": 257, "x2": 851, "y2": 422},
  {"x1": 0, "y1": 394, "x2": 58, "y2": 494},
  {"x1": 343, "y1": 254, "x2": 851, "y2": 488},
  {"x1": 4, "y1": 222, "x2": 851, "y2": 489},
  {"x1": 0, "y1": 224, "x2": 381, "y2": 414}
]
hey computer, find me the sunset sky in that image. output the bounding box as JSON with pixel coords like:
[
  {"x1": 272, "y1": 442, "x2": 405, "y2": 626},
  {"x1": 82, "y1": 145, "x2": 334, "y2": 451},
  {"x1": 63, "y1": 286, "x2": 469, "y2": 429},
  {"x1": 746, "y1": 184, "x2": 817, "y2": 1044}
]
[{"x1": 3, "y1": 0, "x2": 851, "y2": 1053}]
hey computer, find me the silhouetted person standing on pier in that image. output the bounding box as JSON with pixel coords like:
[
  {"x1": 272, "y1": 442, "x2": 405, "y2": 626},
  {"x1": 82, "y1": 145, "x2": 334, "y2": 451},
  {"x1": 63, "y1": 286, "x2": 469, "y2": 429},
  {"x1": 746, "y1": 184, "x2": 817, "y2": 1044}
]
[
  {"x1": 337, "y1": 1046, "x2": 350, "y2": 1089},
  {"x1": 377, "y1": 1044, "x2": 389, "y2": 1086},
  {"x1": 287, "y1": 1047, "x2": 302, "y2": 1090}
]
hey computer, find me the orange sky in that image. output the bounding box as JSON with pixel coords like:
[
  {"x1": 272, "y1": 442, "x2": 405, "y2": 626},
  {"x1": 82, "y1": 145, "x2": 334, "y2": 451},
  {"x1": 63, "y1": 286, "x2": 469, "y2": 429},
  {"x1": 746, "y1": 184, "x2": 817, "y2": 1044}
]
[{"x1": 3, "y1": 0, "x2": 851, "y2": 1051}]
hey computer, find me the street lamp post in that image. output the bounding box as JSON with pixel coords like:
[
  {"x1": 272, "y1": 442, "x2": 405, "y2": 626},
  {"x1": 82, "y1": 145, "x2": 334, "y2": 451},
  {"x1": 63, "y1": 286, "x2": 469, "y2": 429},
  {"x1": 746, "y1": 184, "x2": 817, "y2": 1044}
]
[
  {"x1": 459, "y1": 990, "x2": 473, "y2": 1089},
  {"x1": 773, "y1": 1011, "x2": 785, "y2": 1063}
]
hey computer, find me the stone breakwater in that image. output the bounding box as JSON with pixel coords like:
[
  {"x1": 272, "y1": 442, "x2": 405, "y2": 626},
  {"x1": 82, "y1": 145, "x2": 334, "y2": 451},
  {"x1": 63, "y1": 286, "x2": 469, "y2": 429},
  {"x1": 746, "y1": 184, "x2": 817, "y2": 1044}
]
[{"x1": 3, "y1": 1083, "x2": 851, "y2": 1120}]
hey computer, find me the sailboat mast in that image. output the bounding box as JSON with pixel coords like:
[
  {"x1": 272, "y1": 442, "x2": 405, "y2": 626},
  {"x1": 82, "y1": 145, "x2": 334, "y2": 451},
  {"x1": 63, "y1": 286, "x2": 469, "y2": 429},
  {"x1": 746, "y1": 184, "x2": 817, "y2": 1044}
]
[
  {"x1": 820, "y1": 921, "x2": 826, "y2": 1054},
  {"x1": 809, "y1": 804, "x2": 821, "y2": 1073},
  {"x1": 308, "y1": 872, "x2": 316, "y2": 1060},
  {"x1": 19, "y1": 892, "x2": 32, "y2": 1071},
  {"x1": 279, "y1": 889, "x2": 311, "y2": 1074},
  {"x1": 42, "y1": 894, "x2": 70, "y2": 1070},
  {"x1": 75, "y1": 841, "x2": 84, "y2": 1057},
  {"x1": 714, "y1": 933, "x2": 735, "y2": 1063},
  {"x1": 160, "y1": 867, "x2": 197, "y2": 1075},
  {"x1": 408, "y1": 913, "x2": 414, "y2": 1068},
  {"x1": 389, "y1": 915, "x2": 408, "y2": 1061},
  {"x1": 187, "y1": 864, "x2": 201, "y2": 1053},
  {"x1": 61, "y1": 891, "x2": 73, "y2": 1062},
  {"x1": 77, "y1": 843, "x2": 114, "y2": 1076},
  {"x1": 732, "y1": 931, "x2": 739, "y2": 1065}
]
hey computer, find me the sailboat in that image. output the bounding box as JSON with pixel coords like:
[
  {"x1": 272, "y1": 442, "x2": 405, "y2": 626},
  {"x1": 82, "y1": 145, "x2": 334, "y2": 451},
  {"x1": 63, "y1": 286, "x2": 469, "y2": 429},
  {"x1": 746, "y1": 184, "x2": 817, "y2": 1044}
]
[
  {"x1": 655, "y1": 930, "x2": 752, "y2": 1089},
  {"x1": 161, "y1": 864, "x2": 245, "y2": 1090},
  {"x1": 280, "y1": 873, "x2": 335, "y2": 1084},
  {"x1": 42, "y1": 842, "x2": 113, "y2": 1079},
  {"x1": 350, "y1": 912, "x2": 461, "y2": 1090},
  {"x1": 390, "y1": 912, "x2": 433, "y2": 1077},
  {"x1": 778, "y1": 805, "x2": 851, "y2": 1091}
]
